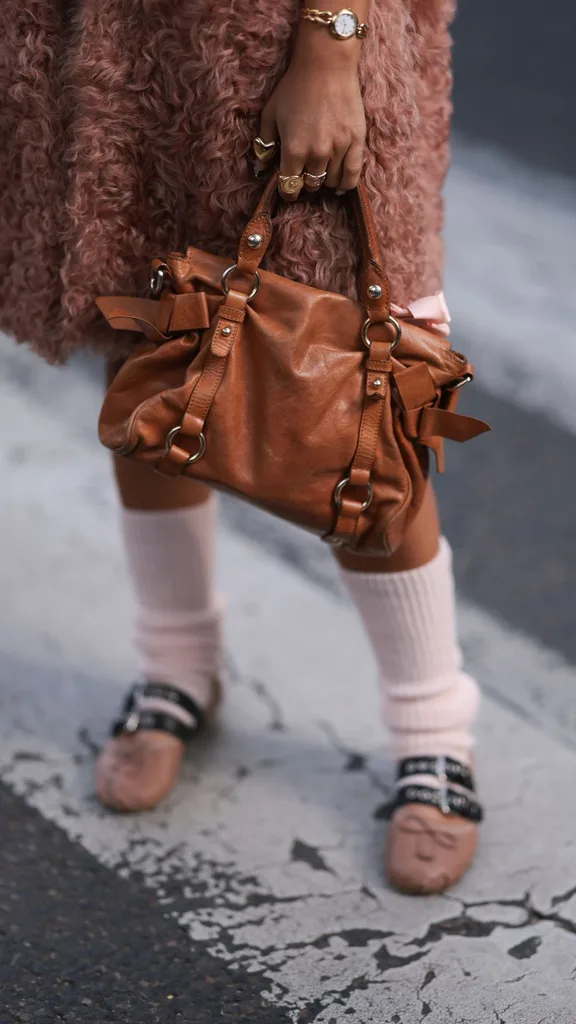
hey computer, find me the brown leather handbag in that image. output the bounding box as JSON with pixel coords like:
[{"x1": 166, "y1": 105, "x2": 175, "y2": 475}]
[{"x1": 97, "y1": 173, "x2": 489, "y2": 555}]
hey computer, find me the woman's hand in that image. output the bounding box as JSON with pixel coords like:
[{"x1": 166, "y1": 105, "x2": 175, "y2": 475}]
[{"x1": 259, "y1": 25, "x2": 366, "y2": 199}]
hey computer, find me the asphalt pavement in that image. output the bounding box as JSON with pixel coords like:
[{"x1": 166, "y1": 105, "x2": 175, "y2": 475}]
[{"x1": 1, "y1": 8, "x2": 575, "y2": 1023}]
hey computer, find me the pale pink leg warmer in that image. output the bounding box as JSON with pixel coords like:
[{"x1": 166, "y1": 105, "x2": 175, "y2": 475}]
[
  {"x1": 339, "y1": 538, "x2": 479, "y2": 764},
  {"x1": 120, "y1": 497, "x2": 223, "y2": 724}
]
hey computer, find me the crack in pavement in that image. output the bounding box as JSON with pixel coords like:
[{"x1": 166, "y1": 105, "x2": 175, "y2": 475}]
[
  {"x1": 417, "y1": 968, "x2": 436, "y2": 1021},
  {"x1": 405, "y1": 890, "x2": 576, "y2": 955},
  {"x1": 251, "y1": 679, "x2": 286, "y2": 733},
  {"x1": 235, "y1": 927, "x2": 399, "y2": 962},
  {"x1": 294, "y1": 973, "x2": 395, "y2": 1021},
  {"x1": 551, "y1": 882, "x2": 576, "y2": 908},
  {"x1": 316, "y1": 719, "x2": 392, "y2": 799}
]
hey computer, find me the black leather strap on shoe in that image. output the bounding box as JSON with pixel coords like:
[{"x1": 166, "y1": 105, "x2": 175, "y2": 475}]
[
  {"x1": 390, "y1": 782, "x2": 483, "y2": 823},
  {"x1": 112, "y1": 681, "x2": 206, "y2": 743},
  {"x1": 396, "y1": 755, "x2": 475, "y2": 793},
  {"x1": 384, "y1": 755, "x2": 484, "y2": 824}
]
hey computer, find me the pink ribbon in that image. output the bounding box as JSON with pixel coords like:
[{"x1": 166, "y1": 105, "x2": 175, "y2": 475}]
[{"x1": 391, "y1": 290, "x2": 451, "y2": 337}]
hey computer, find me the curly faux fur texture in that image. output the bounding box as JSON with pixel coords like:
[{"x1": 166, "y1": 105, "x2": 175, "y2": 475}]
[
  {"x1": 0, "y1": 0, "x2": 455, "y2": 362},
  {"x1": 0, "y1": 2, "x2": 68, "y2": 359}
]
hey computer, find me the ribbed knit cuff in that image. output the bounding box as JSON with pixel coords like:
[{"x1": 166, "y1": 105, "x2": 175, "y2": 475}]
[{"x1": 339, "y1": 538, "x2": 479, "y2": 762}]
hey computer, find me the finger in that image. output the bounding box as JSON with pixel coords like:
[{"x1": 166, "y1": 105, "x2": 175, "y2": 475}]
[
  {"x1": 303, "y1": 148, "x2": 330, "y2": 192},
  {"x1": 254, "y1": 108, "x2": 279, "y2": 169},
  {"x1": 259, "y1": 104, "x2": 278, "y2": 147},
  {"x1": 325, "y1": 149, "x2": 345, "y2": 190},
  {"x1": 338, "y1": 140, "x2": 364, "y2": 193},
  {"x1": 278, "y1": 145, "x2": 306, "y2": 202}
]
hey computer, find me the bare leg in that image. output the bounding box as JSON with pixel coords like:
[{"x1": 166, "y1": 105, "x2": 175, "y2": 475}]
[
  {"x1": 112, "y1": 447, "x2": 212, "y2": 512},
  {"x1": 335, "y1": 480, "x2": 441, "y2": 575}
]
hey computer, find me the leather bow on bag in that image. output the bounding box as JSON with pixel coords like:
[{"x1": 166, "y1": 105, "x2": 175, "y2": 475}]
[{"x1": 97, "y1": 173, "x2": 489, "y2": 555}]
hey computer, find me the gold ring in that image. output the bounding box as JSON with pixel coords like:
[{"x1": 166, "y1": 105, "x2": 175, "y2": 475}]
[
  {"x1": 303, "y1": 171, "x2": 327, "y2": 192},
  {"x1": 253, "y1": 137, "x2": 278, "y2": 163},
  {"x1": 278, "y1": 174, "x2": 304, "y2": 199}
]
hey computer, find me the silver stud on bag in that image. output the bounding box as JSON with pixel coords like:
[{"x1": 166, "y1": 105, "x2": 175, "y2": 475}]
[
  {"x1": 247, "y1": 233, "x2": 263, "y2": 249},
  {"x1": 372, "y1": 378, "x2": 382, "y2": 388},
  {"x1": 221, "y1": 326, "x2": 232, "y2": 336},
  {"x1": 368, "y1": 284, "x2": 382, "y2": 299}
]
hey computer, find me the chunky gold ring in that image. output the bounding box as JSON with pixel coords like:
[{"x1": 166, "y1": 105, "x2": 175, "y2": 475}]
[
  {"x1": 253, "y1": 137, "x2": 278, "y2": 163},
  {"x1": 303, "y1": 171, "x2": 327, "y2": 192},
  {"x1": 278, "y1": 174, "x2": 304, "y2": 199}
]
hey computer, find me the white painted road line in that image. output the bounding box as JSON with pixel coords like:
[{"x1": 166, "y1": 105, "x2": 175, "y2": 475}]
[
  {"x1": 446, "y1": 137, "x2": 576, "y2": 434},
  {"x1": 2, "y1": 337, "x2": 576, "y2": 1021}
]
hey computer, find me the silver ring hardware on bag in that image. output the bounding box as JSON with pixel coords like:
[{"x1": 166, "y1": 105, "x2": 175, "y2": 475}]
[
  {"x1": 446, "y1": 373, "x2": 473, "y2": 391},
  {"x1": 334, "y1": 477, "x2": 374, "y2": 513},
  {"x1": 221, "y1": 264, "x2": 261, "y2": 301},
  {"x1": 362, "y1": 314, "x2": 401, "y2": 352},
  {"x1": 150, "y1": 263, "x2": 171, "y2": 298},
  {"x1": 164, "y1": 425, "x2": 207, "y2": 465}
]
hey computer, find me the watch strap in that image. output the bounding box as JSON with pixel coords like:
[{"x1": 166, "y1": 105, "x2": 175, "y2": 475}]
[{"x1": 300, "y1": 8, "x2": 369, "y2": 39}]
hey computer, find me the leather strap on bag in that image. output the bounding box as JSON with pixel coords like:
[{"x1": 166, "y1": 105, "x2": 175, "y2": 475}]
[
  {"x1": 154, "y1": 286, "x2": 250, "y2": 477},
  {"x1": 321, "y1": 177, "x2": 399, "y2": 546},
  {"x1": 327, "y1": 338, "x2": 393, "y2": 547},
  {"x1": 96, "y1": 291, "x2": 210, "y2": 342},
  {"x1": 237, "y1": 172, "x2": 392, "y2": 322},
  {"x1": 393, "y1": 363, "x2": 489, "y2": 472}
]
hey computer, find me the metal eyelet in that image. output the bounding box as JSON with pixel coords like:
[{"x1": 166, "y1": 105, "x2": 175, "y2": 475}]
[
  {"x1": 164, "y1": 425, "x2": 207, "y2": 465},
  {"x1": 362, "y1": 315, "x2": 402, "y2": 351},
  {"x1": 334, "y1": 477, "x2": 373, "y2": 513},
  {"x1": 221, "y1": 263, "x2": 261, "y2": 301}
]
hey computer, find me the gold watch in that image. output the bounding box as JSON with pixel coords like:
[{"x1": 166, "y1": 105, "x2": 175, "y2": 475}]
[{"x1": 300, "y1": 8, "x2": 369, "y2": 39}]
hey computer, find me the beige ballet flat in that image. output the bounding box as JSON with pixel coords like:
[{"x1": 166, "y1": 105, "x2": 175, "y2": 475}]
[
  {"x1": 96, "y1": 679, "x2": 222, "y2": 813},
  {"x1": 383, "y1": 755, "x2": 483, "y2": 895}
]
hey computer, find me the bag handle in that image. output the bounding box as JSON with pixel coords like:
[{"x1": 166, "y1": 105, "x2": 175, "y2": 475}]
[{"x1": 232, "y1": 171, "x2": 392, "y2": 328}]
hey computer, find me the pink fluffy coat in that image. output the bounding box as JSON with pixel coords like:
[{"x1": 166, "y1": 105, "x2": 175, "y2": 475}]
[{"x1": 0, "y1": 0, "x2": 455, "y2": 362}]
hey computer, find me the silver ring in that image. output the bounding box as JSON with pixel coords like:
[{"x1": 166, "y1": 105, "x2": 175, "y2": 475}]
[
  {"x1": 362, "y1": 315, "x2": 402, "y2": 351},
  {"x1": 221, "y1": 264, "x2": 261, "y2": 301},
  {"x1": 446, "y1": 373, "x2": 473, "y2": 391},
  {"x1": 164, "y1": 425, "x2": 207, "y2": 465},
  {"x1": 334, "y1": 477, "x2": 373, "y2": 513}
]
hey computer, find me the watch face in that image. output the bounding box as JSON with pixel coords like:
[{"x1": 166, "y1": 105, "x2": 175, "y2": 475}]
[{"x1": 332, "y1": 9, "x2": 358, "y2": 38}]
